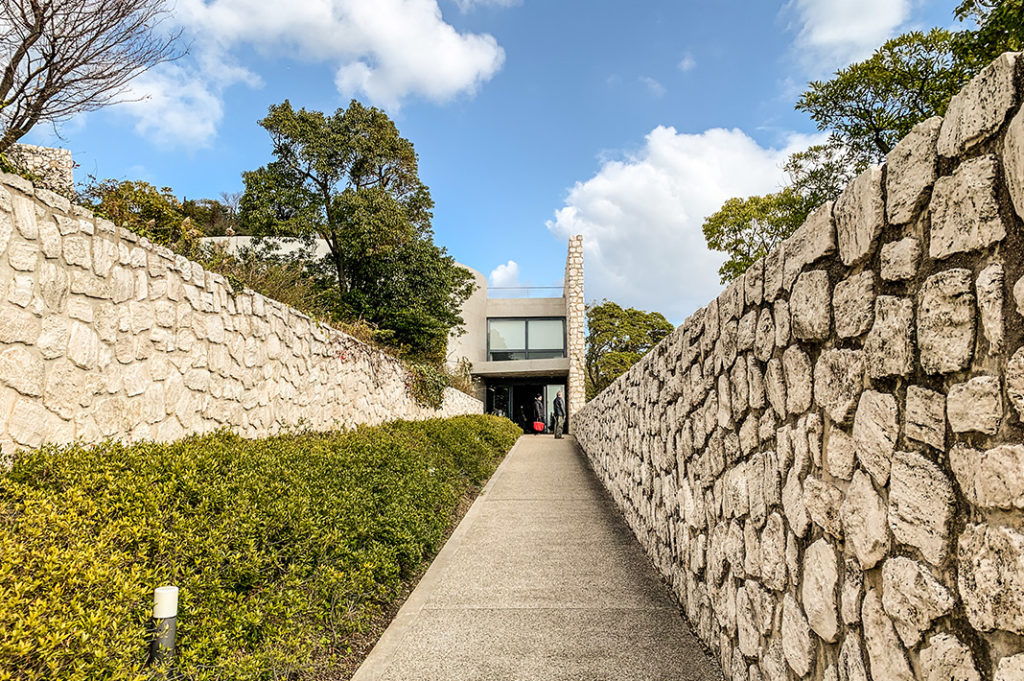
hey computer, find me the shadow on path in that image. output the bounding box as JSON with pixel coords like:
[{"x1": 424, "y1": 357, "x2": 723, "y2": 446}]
[{"x1": 350, "y1": 435, "x2": 721, "y2": 681}]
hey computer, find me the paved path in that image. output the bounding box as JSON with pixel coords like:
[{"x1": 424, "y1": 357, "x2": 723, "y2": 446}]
[{"x1": 350, "y1": 435, "x2": 721, "y2": 681}]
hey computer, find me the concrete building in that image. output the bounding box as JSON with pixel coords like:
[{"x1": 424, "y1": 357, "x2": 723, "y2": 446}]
[{"x1": 449, "y1": 235, "x2": 585, "y2": 432}]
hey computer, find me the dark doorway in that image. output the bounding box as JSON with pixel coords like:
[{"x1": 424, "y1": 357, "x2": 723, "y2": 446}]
[{"x1": 486, "y1": 377, "x2": 567, "y2": 433}]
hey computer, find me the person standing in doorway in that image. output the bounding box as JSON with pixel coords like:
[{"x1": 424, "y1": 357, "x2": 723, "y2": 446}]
[
  {"x1": 532, "y1": 394, "x2": 545, "y2": 434},
  {"x1": 552, "y1": 390, "x2": 566, "y2": 439}
]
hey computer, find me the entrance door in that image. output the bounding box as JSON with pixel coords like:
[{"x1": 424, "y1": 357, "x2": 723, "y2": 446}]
[{"x1": 544, "y1": 384, "x2": 564, "y2": 424}]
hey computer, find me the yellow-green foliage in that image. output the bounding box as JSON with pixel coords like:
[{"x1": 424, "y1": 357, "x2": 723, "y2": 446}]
[{"x1": 0, "y1": 415, "x2": 521, "y2": 680}]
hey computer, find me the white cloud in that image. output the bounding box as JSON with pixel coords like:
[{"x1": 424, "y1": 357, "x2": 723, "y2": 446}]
[
  {"x1": 678, "y1": 53, "x2": 697, "y2": 72},
  {"x1": 117, "y1": 0, "x2": 506, "y2": 148},
  {"x1": 489, "y1": 260, "x2": 520, "y2": 288},
  {"x1": 547, "y1": 126, "x2": 822, "y2": 322},
  {"x1": 640, "y1": 76, "x2": 666, "y2": 98},
  {"x1": 787, "y1": 0, "x2": 911, "y2": 67},
  {"x1": 452, "y1": 0, "x2": 520, "y2": 11}
]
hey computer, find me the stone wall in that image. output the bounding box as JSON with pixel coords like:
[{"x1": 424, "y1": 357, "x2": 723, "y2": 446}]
[
  {"x1": 574, "y1": 52, "x2": 1024, "y2": 681},
  {"x1": 565, "y1": 234, "x2": 585, "y2": 423},
  {"x1": 0, "y1": 174, "x2": 481, "y2": 457},
  {"x1": 7, "y1": 144, "x2": 74, "y2": 197}
]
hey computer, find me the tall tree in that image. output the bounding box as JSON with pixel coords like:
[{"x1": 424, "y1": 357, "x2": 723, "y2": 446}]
[
  {"x1": 702, "y1": 188, "x2": 812, "y2": 284},
  {"x1": 239, "y1": 100, "x2": 474, "y2": 361},
  {"x1": 796, "y1": 29, "x2": 969, "y2": 164},
  {"x1": 0, "y1": 0, "x2": 180, "y2": 154},
  {"x1": 585, "y1": 300, "x2": 674, "y2": 400},
  {"x1": 953, "y1": 0, "x2": 1024, "y2": 69}
]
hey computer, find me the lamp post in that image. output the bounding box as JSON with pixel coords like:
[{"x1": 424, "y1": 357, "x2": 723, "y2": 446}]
[{"x1": 150, "y1": 586, "x2": 178, "y2": 665}]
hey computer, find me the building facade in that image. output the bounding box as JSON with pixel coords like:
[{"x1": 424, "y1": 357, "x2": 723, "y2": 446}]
[{"x1": 448, "y1": 235, "x2": 585, "y2": 432}]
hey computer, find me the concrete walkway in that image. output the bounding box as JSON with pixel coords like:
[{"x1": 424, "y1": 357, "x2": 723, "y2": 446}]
[{"x1": 350, "y1": 435, "x2": 720, "y2": 681}]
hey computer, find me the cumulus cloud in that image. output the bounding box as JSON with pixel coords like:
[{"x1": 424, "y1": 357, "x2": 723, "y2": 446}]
[
  {"x1": 489, "y1": 260, "x2": 521, "y2": 288},
  {"x1": 118, "y1": 0, "x2": 506, "y2": 147},
  {"x1": 452, "y1": 0, "x2": 521, "y2": 11},
  {"x1": 640, "y1": 76, "x2": 666, "y2": 98},
  {"x1": 547, "y1": 126, "x2": 822, "y2": 322},
  {"x1": 677, "y1": 53, "x2": 697, "y2": 72},
  {"x1": 787, "y1": 0, "x2": 911, "y2": 67}
]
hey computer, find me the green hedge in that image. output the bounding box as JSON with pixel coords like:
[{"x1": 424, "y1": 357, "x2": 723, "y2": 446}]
[{"x1": 0, "y1": 415, "x2": 521, "y2": 681}]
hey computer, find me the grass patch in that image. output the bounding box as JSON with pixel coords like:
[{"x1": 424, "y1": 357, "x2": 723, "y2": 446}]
[{"x1": 0, "y1": 415, "x2": 521, "y2": 680}]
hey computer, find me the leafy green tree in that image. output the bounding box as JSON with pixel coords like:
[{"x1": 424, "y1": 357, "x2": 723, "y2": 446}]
[
  {"x1": 784, "y1": 140, "x2": 865, "y2": 206},
  {"x1": 702, "y1": 188, "x2": 812, "y2": 283},
  {"x1": 80, "y1": 177, "x2": 201, "y2": 249},
  {"x1": 239, "y1": 100, "x2": 473, "y2": 361},
  {"x1": 796, "y1": 29, "x2": 969, "y2": 164},
  {"x1": 585, "y1": 300, "x2": 674, "y2": 400},
  {"x1": 953, "y1": 0, "x2": 1024, "y2": 70}
]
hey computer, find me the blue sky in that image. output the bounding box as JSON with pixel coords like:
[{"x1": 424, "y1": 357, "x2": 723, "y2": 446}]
[{"x1": 27, "y1": 0, "x2": 960, "y2": 323}]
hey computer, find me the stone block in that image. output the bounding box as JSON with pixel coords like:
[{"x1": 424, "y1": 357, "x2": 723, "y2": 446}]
[
  {"x1": 67, "y1": 321, "x2": 99, "y2": 370},
  {"x1": 920, "y1": 635, "x2": 980, "y2": 681},
  {"x1": 833, "y1": 271, "x2": 875, "y2": 338},
  {"x1": 977, "y1": 262, "x2": 1005, "y2": 354},
  {"x1": 764, "y1": 247, "x2": 784, "y2": 303},
  {"x1": 802, "y1": 539, "x2": 839, "y2": 642},
  {"x1": 839, "y1": 633, "x2": 869, "y2": 681},
  {"x1": 783, "y1": 202, "x2": 835, "y2": 290},
  {"x1": 790, "y1": 270, "x2": 831, "y2": 341},
  {"x1": 929, "y1": 155, "x2": 1006, "y2": 259},
  {"x1": 996, "y1": 654, "x2": 1024, "y2": 681},
  {"x1": 38, "y1": 218, "x2": 60, "y2": 259},
  {"x1": 782, "y1": 469, "x2": 809, "y2": 538},
  {"x1": 0, "y1": 307, "x2": 40, "y2": 344},
  {"x1": 835, "y1": 165, "x2": 884, "y2": 267},
  {"x1": 865, "y1": 296, "x2": 914, "y2": 378},
  {"x1": 958, "y1": 523, "x2": 1024, "y2": 634},
  {"x1": 841, "y1": 562, "x2": 863, "y2": 626},
  {"x1": 765, "y1": 358, "x2": 787, "y2": 419},
  {"x1": 745, "y1": 258, "x2": 763, "y2": 306},
  {"x1": 947, "y1": 375, "x2": 1003, "y2": 435},
  {"x1": 861, "y1": 588, "x2": 914, "y2": 681},
  {"x1": 0, "y1": 211, "x2": 11, "y2": 257},
  {"x1": 918, "y1": 269, "x2": 976, "y2": 374},
  {"x1": 938, "y1": 52, "x2": 1020, "y2": 156},
  {"x1": 814, "y1": 349, "x2": 864, "y2": 424},
  {"x1": 1007, "y1": 101, "x2": 1024, "y2": 220},
  {"x1": 880, "y1": 238, "x2": 920, "y2": 281},
  {"x1": 753, "y1": 309, "x2": 774, "y2": 362},
  {"x1": 842, "y1": 470, "x2": 890, "y2": 570},
  {"x1": 62, "y1": 234, "x2": 91, "y2": 269},
  {"x1": 853, "y1": 390, "x2": 899, "y2": 486},
  {"x1": 737, "y1": 309, "x2": 757, "y2": 353},
  {"x1": 0, "y1": 346, "x2": 43, "y2": 396},
  {"x1": 804, "y1": 476, "x2": 843, "y2": 539},
  {"x1": 826, "y1": 427, "x2": 856, "y2": 480},
  {"x1": 886, "y1": 116, "x2": 942, "y2": 225},
  {"x1": 783, "y1": 346, "x2": 812, "y2": 415},
  {"x1": 950, "y1": 444, "x2": 1024, "y2": 510},
  {"x1": 905, "y1": 385, "x2": 945, "y2": 450},
  {"x1": 8, "y1": 240, "x2": 37, "y2": 272},
  {"x1": 774, "y1": 299, "x2": 790, "y2": 347},
  {"x1": 782, "y1": 592, "x2": 814, "y2": 677},
  {"x1": 881, "y1": 556, "x2": 953, "y2": 647},
  {"x1": 761, "y1": 513, "x2": 787, "y2": 591},
  {"x1": 889, "y1": 450, "x2": 954, "y2": 567},
  {"x1": 1011, "y1": 348, "x2": 1024, "y2": 421}
]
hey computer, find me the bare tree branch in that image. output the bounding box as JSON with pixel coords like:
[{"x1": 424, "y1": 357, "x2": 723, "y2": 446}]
[{"x1": 0, "y1": 0, "x2": 183, "y2": 153}]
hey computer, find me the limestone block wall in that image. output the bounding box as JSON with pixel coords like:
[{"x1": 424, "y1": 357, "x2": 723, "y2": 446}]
[
  {"x1": 0, "y1": 174, "x2": 481, "y2": 456},
  {"x1": 7, "y1": 144, "x2": 74, "y2": 197},
  {"x1": 574, "y1": 52, "x2": 1024, "y2": 681},
  {"x1": 565, "y1": 234, "x2": 585, "y2": 423}
]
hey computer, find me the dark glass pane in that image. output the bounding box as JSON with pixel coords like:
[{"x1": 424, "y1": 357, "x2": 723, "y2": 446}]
[
  {"x1": 527, "y1": 350, "x2": 566, "y2": 360},
  {"x1": 489, "y1": 350, "x2": 528, "y2": 361}
]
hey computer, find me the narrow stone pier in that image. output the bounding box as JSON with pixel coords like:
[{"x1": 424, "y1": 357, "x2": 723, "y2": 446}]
[{"x1": 351, "y1": 435, "x2": 720, "y2": 681}]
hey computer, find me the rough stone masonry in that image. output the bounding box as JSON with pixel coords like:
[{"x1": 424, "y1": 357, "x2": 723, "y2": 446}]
[
  {"x1": 575, "y1": 51, "x2": 1024, "y2": 681},
  {"x1": 0, "y1": 173, "x2": 481, "y2": 457}
]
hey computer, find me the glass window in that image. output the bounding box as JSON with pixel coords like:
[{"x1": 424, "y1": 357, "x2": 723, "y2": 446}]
[
  {"x1": 527, "y1": 319, "x2": 565, "y2": 350},
  {"x1": 489, "y1": 320, "x2": 525, "y2": 350}
]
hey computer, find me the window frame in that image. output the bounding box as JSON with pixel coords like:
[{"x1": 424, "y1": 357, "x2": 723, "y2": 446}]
[{"x1": 486, "y1": 317, "x2": 567, "y2": 361}]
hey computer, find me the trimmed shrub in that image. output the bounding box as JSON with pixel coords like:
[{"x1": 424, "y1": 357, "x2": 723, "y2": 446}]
[{"x1": 0, "y1": 415, "x2": 520, "y2": 680}]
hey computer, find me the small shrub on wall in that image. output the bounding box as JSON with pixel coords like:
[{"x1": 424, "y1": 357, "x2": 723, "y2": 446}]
[{"x1": 0, "y1": 415, "x2": 521, "y2": 680}]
